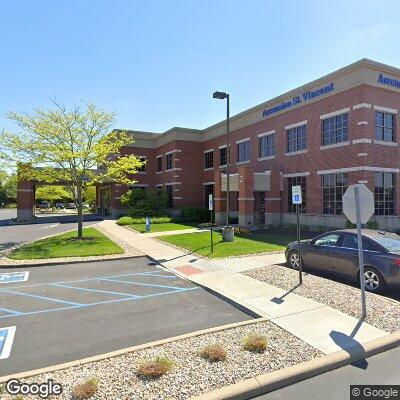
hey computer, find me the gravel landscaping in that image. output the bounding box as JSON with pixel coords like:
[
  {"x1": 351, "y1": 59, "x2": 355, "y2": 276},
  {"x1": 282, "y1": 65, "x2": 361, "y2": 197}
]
[
  {"x1": 244, "y1": 265, "x2": 400, "y2": 333},
  {"x1": 0, "y1": 320, "x2": 322, "y2": 400}
]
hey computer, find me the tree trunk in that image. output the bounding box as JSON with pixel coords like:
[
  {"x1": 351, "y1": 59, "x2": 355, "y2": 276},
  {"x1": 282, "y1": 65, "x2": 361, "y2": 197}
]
[{"x1": 77, "y1": 184, "x2": 83, "y2": 239}]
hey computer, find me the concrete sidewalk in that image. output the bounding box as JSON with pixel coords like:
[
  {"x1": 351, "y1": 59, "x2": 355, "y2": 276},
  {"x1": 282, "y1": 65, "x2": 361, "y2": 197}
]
[{"x1": 98, "y1": 220, "x2": 389, "y2": 354}]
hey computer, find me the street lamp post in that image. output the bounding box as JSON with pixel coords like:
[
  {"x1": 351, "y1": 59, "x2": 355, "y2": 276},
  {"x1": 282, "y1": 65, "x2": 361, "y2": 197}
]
[{"x1": 213, "y1": 91, "x2": 234, "y2": 242}]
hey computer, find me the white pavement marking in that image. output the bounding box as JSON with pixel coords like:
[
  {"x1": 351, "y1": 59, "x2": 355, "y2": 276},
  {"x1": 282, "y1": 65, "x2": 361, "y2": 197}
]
[
  {"x1": 0, "y1": 271, "x2": 29, "y2": 284},
  {"x1": 40, "y1": 224, "x2": 59, "y2": 229},
  {"x1": 0, "y1": 326, "x2": 16, "y2": 360}
]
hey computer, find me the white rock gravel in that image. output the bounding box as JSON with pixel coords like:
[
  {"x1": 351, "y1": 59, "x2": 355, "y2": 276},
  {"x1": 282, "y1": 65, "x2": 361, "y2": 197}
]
[
  {"x1": 0, "y1": 321, "x2": 321, "y2": 400},
  {"x1": 244, "y1": 265, "x2": 400, "y2": 333}
]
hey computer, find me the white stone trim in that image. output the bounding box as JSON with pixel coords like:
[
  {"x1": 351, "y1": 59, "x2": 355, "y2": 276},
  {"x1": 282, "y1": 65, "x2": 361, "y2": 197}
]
[
  {"x1": 132, "y1": 184, "x2": 149, "y2": 187},
  {"x1": 214, "y1": 197, "x2": 226, "y2": 201},
  {"x1": 358, "y1": 153, "x2": 368, "y2": 157},
  {"x1": 174, "y1": 189, "x2": 179, "y2": 192},
  {"x1": 320, "y1": 141, "x2": 350, "y2": 150},
  {"x1": 17, "y1": 189, "x2": 33, "y2": 192},
  {"x1": 203, "y1": 148, "x2": 214, "y2": 153},
  {"x1": 156, "y1": 171, "x2": 162, "y2": 175},
  {"x1": 283, "y1": 172, "x2": 310, "y2": 178},
  {"x1": 218, "y1": 144, "x2": 230, "y2": 149},
  {"x1": 173, "y1": 197, "x2": 182, "y2": 200},
  {"x1": 115, "y1": 197, "x2": 121, "y2": 200},
  {"x1": 373, "y1": 140, "x2": 398, "y2": 147},
  {"x1": 204, "y1": 167, "x2": 214, "y2": 171},
  {"x1": 221, "y1": 173, "x2": 239, "y2": 177},
  {"x1": 352, "y1": 138, "x2": 371, "y2": 144},
  {"x1": 165, "y1": 149, "x2": 181, "y2": 155},
  {"x1": 136, "y1": 171, "x2": 146, "y2": 175},
  {"x1": 165, "y1": 182, "x2": 182, "y2": 185},
  {"x1": 285, "y1": 120, "x2": 307, "y2": 130},
  {"x1": 320, "y1": 107, "x2": 350, "y2": 120},
  {"x1": 265, "y1": 198, "x2": 281, "y2": 201},
  {"x1": 353, "y1": 103, "x2": 371, "y2": 110},
  {"x1": 236, "y1": 137, "x2": 250, "y2": 144},
  {"x1": 236, "y1": 160, "x2": 250, "y2": 165},
  {"x1": 257, "y1": 130, "x2": 275, "y2": 138},
  {"x1": 238, "y1": 197, "x2": 255, "y2": 201},
  {"x1": 285, "y1": 149, "x2": 308, "y2": 156},
  {"x1": 317, "y1": 166, "x2": 400, "y2": 175},
  {"x1": 156, "y1": 154, "x2": 162, "y2": 159},
  {"x1": 373, "y1": 105, "x2": 398, "y2": 114},
  {"x1": 203, "y1": 181, "x2": 215, "y2": 185},
  {"x1": 155, "y1": 184, "x2": 163, "y2": 187},
  {"x1": 357, "y1": 121, "x2": 368, "y2": 125},
  {"x1": 358, "y1": 180, "x2": 368, "y2": 184},
  {"x1": 219, "y1": 165, "x2": 227, "y2": 169},
  {"x1": 254, "y1": 171, "x2": 271, "y2": 175},
  {"x1": 174, "y1": 175, "x2": 179, "y2": 178},
  {"x1": 258, "y1": 155, "x2": 275, "y2": 161},
  {"x1": 165, "y1": 168, "x2": 173, "y2": 172}
]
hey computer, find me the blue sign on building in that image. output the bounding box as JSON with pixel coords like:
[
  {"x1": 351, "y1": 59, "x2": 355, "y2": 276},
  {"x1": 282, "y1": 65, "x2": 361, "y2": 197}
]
[
  {"x1": 0, "y1": 326, "x2": 16, "y2": 360},
  {"x1": 0, "y1": 271, "x2": 29, "y2": 284},
  {"x1": 377, "y1": 73, "x2": 400, "y2": 89},
  {"x1": 262, "y1": 82, "x2": 334, "y2": 118}
]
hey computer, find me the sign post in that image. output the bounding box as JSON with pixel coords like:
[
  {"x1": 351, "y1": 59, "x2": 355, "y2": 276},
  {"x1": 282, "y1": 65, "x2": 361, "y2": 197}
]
[
  {"x1": 342, "y1": 183, "x2": 374, "y2": 318},
  {"x1": 209, "y1": 194, "x2": 214, "y2": 253},
  {"x1": 292, "y1": 185, "x2": 303, "y2": 284}
]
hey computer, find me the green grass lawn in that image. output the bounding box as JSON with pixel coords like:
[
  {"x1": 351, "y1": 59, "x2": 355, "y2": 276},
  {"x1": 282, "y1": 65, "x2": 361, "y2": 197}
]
[
  {"x1": 128, "y1": 222, "x2": 197, "y2": 233},
  {"x1": 159, "y1": 231, "x2": 297, "y2": 258},
  {"x1": 9, "y1": 227, "x2": 124, "y2": 260}
]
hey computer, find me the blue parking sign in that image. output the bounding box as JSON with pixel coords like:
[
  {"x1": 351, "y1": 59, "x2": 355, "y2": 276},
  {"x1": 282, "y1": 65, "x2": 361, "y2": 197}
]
[{"x1": 0, "y1": 271, "x2": 29, "y2": 284}]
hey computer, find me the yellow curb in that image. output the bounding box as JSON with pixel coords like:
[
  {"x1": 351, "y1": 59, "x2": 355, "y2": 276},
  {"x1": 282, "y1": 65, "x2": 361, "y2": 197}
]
[
  {"x1": 0, "y1": 317, "x2": 266, "y2": 383},
  {"x1": 190, "y1": 331, "x2": 400, "y2": 400}
]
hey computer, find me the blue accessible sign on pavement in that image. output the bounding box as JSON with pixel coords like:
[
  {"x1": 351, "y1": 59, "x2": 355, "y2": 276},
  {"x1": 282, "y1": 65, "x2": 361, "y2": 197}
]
[
  {"x1": 0, "y1": 326, "x2": 16, "y2": 359},
  {"x1": 0, "y1": 271, "x2": 29, "y2": 284}
]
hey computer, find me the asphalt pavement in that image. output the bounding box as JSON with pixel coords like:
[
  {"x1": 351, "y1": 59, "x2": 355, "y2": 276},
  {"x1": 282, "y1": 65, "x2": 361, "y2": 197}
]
[
  {"x1": 0, "y1": 257, "x2": 250, "y2": 376},
  {"x1": 254, "y1": 346, "x2": 400, "y2": 399}
]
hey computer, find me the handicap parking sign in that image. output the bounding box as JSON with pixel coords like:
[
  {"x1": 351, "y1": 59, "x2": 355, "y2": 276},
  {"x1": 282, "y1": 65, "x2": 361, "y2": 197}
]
[
  {"x1": 0, "y1": 271, "x2": 29, "y2": 284},
  {"x1": 0, "y1": 326, "x2": 16, "y2": 359}
]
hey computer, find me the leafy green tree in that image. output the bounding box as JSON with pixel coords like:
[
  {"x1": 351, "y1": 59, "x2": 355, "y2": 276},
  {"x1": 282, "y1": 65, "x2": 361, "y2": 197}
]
[
  {"x1": 0, "y1": 171, "x2": 17, "y2": 204},
  {"x1": 36, "y1": 185, "x2": 71, "y2": 206},
  {"x1": 121, "y1": 188, "x2": 167, "y2": 216},
  {"x1": 83, "y1": 185, "x2": 96, "y2": 207},
  {"x1": 0, "y1": 101, "x2": 144, "y2": 238}
]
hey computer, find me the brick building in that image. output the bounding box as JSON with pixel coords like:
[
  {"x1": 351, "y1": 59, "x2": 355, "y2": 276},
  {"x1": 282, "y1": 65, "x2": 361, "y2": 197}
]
[{"x1": 95, "y1": 59, "x2": 400, "y2": 230}]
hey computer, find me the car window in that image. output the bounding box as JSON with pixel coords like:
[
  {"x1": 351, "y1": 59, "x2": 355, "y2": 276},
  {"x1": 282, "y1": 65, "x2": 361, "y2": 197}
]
[
  {"x1": 372, "y1": 235, "x2": 400, "y2": 252},
  {"x1": 341, "y1": 234, "x2": 358, "y2": 249},
  {"x1": 314, "y1": 233, "x2": 341, "y2": 246}
]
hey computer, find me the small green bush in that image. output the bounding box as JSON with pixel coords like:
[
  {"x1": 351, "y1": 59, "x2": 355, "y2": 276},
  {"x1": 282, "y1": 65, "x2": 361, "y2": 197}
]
[
  {"x1": 117, "y1": 216, "x2": 173, "y2": 225},
  {"x1": 137, "y1": 356, "x2": 174, "y2": 378},
  {"x1": 234, "y1": 227, "x2": 251, "y2": 235},
  {"x1": 181, "y1": 207, "x2": 209, "y2": 223},
  {"x1": 243, "y1": 333, "x2": 268, "y2": 353},
  {"x1": 199, "y1": 343, "x2": 227, "y2": 362},
  {"x1": 345, "y1": 219, "x2": 356, "y2": 229},
  {"x1": 366, "y1": 219, "x2": 379, "y2": 230},
  {"x1": 117, "y1": 216, "x2": 134, "y2": 225}
]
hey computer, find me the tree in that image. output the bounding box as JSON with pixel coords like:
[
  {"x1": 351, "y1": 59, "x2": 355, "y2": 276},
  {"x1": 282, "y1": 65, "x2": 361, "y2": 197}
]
[
  {"x1": 83, "y1": 185, "x2": 96, "y2": 207},
  {"x1": 0, "y1": 171, "x2": 17, "y2": 204},
  {"x1": 36, "y1": 185, "x2": 71, "y2": 206},
  {"x1": 0, "y1": 101, "x2": 144, "y2": 238}
]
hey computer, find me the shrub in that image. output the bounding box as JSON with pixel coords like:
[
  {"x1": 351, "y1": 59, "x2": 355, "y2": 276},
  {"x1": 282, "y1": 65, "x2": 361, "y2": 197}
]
[
  {"x1": 137, "y1": 356, "x2": 174, "y2": 379},
  {"x1": 121, "y1": 188, "x2": 168, "y2": 215},
  {"x1": 243, "y1": 333, "x2": 268, "y2": 353},
  {"x1": 345, "y1": 219, "x2": 356, "y2": 228},
  {"x1": 72, "y1": 378, "x2": 99, "y2": 399},
  {"x1": 117, "y1": 216, "x2": 134, "y2": 226},
  {"x1": 199, "y1": 343, "x2": 227, "y2": 362},
  {"x1": 366, "y1": 219, "x2": 379, "y2": 230},
  {"x1": 181, "y1": 207, "x2": 209, "y2": 223},
  {"x1": 286, "y1": 224, "x2": 297, "y2": 233},
  {"x1": 117, "y1": 216, "x2": 173, "y2": 225},
  {"x1": 234, "y1": 227, "x2": 251, "y2": 235}
]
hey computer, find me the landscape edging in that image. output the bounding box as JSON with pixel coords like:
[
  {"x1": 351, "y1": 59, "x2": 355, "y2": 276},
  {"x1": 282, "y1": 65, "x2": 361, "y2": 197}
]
[{"x1": 190, "y1": 331, "x2": 400, "y2": 400}]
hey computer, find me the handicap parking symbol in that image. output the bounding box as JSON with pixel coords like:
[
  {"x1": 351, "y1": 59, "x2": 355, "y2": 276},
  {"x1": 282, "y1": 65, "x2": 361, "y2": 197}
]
[
  {"x1": 0, "y1": 326, "x2": 16, "y2": 359},
  {"x1": 0, "y1": 271, "x2": 29, "y2": 284}
]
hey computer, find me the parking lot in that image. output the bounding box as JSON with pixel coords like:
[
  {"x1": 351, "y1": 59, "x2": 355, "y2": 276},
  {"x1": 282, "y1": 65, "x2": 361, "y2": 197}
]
[{"x1": 0, "y1": 257, "x2": 250, "y2": 376}]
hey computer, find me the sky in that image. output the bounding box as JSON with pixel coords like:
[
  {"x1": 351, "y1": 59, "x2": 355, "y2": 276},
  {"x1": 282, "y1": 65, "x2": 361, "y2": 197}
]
[{"x1": 1, "y1": 0, "x2": 400, "y2": 134}]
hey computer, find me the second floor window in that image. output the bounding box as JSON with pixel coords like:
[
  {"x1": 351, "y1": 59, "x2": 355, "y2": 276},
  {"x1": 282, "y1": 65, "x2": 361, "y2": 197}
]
[
  {"x1": 204, "y1": 151, "x2": 214, "y2": 169},
  {"x1": 237, "y1": 140, "x2": 250, "y2": 163},
  {"x1": 166, "y1": 153, "x2": 173, "y2": 170},
  {"x1": 220, "y1": 147, "x2": 227, "y2": 166},
  {"x1": 157, "y1": 156, "x2": 162, "y2": 172},
  {"x1": 322, "y1": 113, "x2": 348, "y2": 145},
  {"x1": 375, "y1": 111, "x2": 395, "y2": 142},
  {"x1": 287, "y1": 125, "x2": 307, "y2": 153},
  {"x1": 259, "y1": 134, "x2": 275, "y2": 158},
  {"x1": 137, "y1": 157, "x2": 146, "y2": 172}
]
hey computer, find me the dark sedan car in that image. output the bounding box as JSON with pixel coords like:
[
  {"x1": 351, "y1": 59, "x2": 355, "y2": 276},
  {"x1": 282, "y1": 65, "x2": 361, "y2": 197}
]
[{"x1": 285, "y1": 229, "x2": 400, "y2": 293}]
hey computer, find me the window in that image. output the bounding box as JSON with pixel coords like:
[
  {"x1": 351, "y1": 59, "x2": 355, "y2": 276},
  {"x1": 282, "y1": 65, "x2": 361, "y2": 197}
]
[
  {"x1": 287, "y1": 176, "x2": 306, "y2": 213},
  {"x1": 375, "y1": 111, "x2": 395, "y2": 142},
  {"x1": 314, "y1": 232, "x2": 341, "y2": 246},
  {"x1": 166, "y1": 185, "x2": 173, "y2": 208},
  {"x1": 220, "y1": 147, "x2": 227, "y2": 166},
  {"x1": 322, "y1": 113, "x2": 348, "y2": 145},
  {"x1": 341, "y1": 234, "x2": 384, "y2": 252},
  {"x1": 204, "y1": 151, "x2": 214, "y2": 169},
  {"x1": 259, "y1": 134, "x2": 275, "y2": 158},
  {"x1": 374, "y1": 172, "x2": 395, "y2": 215},
  {"x1": 204, "y1": 184, "x2": 214, "y2": 208},
  {"x1": 237, "y1": 140, "x2": 250, "y2": 163},
  {"x1": 166, "y1": 153, "x2": 173, "y2": 170},
  {"x1": 157, "y1": 156, "x2": 162, "y2": 172},
  {"x1": 137, "y1": 157, "x2": 146, "y2": 172},
  {"x1": 287, "y1": 125, "x2": 307, "y2": 153},
  {"x1": 322, "y1": 173, "x2": 348, "y2": 215}
]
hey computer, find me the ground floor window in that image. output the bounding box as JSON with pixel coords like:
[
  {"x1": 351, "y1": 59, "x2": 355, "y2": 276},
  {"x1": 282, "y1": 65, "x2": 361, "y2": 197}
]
[
  {"x1": 322, "y1": 173, "x2": 348, "y2": 215},
  {"x1": 204, "y1": 184, "x2": 214, "y2": 208},
  {"x1": 374, "y1": 172, "x2": 395, "y2": 215},
  {"x1": 166, "y1": 185, "x2": 173, "y2": 208},
  {"x1": 287, "y1": 176, "x2": 306, "y2": 213}
]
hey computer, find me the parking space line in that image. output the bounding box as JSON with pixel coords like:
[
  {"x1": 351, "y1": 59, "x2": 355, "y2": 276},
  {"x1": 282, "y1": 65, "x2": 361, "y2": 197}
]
[
  {"x1": 51, "y1": 283, "x2": 142, "y2": 298},
  {"x1": 0, "y1": 307, "x2": 23, "y2": 316},
  {"x1": 0, "y1": 289, "x2": 83, "y2": 306},
  {"x1": 136, "y1": 272, "x2": 177, "y2": 279},
  {"x1": 97, "y1": 278, "x2": 184, "y2": 290}
]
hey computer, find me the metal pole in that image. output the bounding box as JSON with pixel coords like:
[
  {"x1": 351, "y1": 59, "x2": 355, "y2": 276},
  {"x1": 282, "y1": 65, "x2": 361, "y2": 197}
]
[
  {"x1": 355, "y1": 186, "x2": 367, "y2": 317},
  {"x1": 226, "y1": 94, "x2": 230, "y2": 228},
  {"x1": 296, "y1": 204, "x2": 302, "y2": 284},
  {"x1": 210, "y1": 197, "x2": 214, "y2": 253}
]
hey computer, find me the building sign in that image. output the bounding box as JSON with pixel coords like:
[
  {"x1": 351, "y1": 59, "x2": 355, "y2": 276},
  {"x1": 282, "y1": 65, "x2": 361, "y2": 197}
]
[
  {"x1": 377, "y1": 73, "x2": 400, "y2": 89},
  {"x1": 262, "y1": 82, "x2": 334, "y2": 118}
]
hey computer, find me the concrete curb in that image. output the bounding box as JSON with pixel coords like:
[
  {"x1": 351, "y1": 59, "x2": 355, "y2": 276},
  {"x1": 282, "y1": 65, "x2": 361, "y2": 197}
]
[
  {"x1": 0, "y1": 318, "x2": 264, "y2": 383},
  {"x1": 190, "y1": 331, "x2": 400, "y2": 400}
]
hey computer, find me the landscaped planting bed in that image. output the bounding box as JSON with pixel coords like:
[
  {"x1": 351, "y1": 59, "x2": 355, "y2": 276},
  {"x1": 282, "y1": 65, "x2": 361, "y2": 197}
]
[
  {"x1": 0, "y1": 320, "x2": 322, "y2": 400},
  {"x1": 244, "y1": 265, "x2": 400, "y2": 333}
]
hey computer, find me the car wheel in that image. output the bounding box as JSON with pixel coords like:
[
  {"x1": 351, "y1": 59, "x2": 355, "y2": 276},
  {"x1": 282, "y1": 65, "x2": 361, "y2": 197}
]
[
  {"x1": 361, "y1": 267, "x2": 385, "y2": 293},
  {"x1": 287, "y1": 250, "x2": 302, "y2": 270}
]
